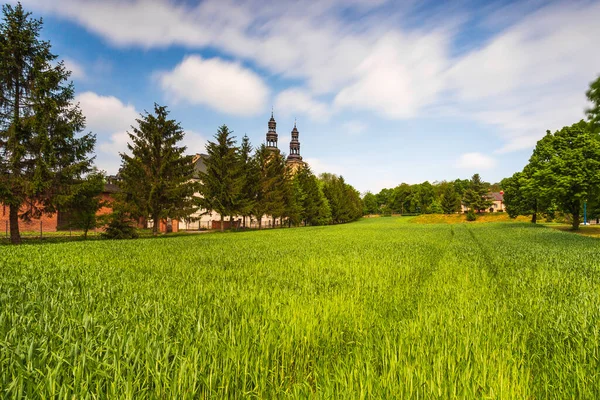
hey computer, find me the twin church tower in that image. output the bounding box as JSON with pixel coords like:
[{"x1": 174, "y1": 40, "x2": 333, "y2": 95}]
[{"x1": 266, "y1": 111, "x2": 305, "y2": 170}]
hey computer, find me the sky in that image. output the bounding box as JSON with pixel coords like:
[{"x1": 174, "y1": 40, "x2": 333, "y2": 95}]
[{"x1": 13, "y1": 0, "x2": 600, "y2": 193}]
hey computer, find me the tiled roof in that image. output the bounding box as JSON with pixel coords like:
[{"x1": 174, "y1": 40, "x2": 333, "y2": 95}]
[{"x1": 489, "y1": 192, "x2": 503, "y2": 201}]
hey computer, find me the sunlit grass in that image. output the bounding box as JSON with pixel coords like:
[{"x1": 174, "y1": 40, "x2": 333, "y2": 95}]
[
  {"x1": 411, "y1": 212, "x2": 530, "y2": 224},
  {"x1": 1, "y1": 217, "x2": 599, "y2": 397}
]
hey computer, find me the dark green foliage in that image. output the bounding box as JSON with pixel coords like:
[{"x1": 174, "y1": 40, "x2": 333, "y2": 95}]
[
  {"x1": 500, "y1": 167, "x2": 543, "y2": 223},
  {"x1": 320, "y1": 173, "x2": 362, "y2": 223},
  {"x1": 250, "y1": 145, "x2": 286, "y2": 228},
  {"x1": 528, "y1": 121, "x2": 600, "y2": 229},
  {"x1": 462, "y1": 174, "x2": 492, "y2": 212},
  {"x1": 586, "y1": 74, "x2": 600, "y2": 133},
  {"x1": 102, "y1": 210, "x2": 138, "y2": 239},
  {"x1": 0, "y1": 3, "x2": 95, "y2": 244},
  {"x1": 390, "y1": 183, "x2": 412, "y2": 214},
  {"x1": 61, "y1": 171, "x2": 106, "y2": 238},
  {"x1": 466, "y1": 209, "x2": 477, "y2": 221},
  {"x1": 237, "y1": 135, "x2": 257, "y2": 226},
  {"x1": 362, "y1": 191, "x2": 378, "y2": 215},
  {"x1": 440, "y1": 184, "x2": 460, "y2": 214},
  {"x1": 295, "y1": 166, "x2": 331, "y2": 225},
  {"x1": 119, "y1": 104, "x2": 198, "y2": 235},
  {"x1": 429, "y1": 200, "x2": 443, "y2": 214},
  {"x1": 198, "y1": 125, "x2": 242, "y2": 232}
]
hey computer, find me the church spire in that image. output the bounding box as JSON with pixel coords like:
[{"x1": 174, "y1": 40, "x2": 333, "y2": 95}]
[
  {"x1": 266, "y1": 109, "x2": 278, "y2": 149},
  {"x1": 287, "y1": 120, "x2": 302, "y2": 162}
]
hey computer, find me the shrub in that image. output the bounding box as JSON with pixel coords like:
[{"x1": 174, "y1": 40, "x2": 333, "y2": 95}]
[
  {"x1": 102, "y1": 212, "x2": 139, "y2": 239},
  {"x1": 466, "y1": 209, "x2": 477, "y2": 221}
]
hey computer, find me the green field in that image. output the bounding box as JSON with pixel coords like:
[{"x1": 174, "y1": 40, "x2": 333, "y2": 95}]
[{"x1": 1, "y1": 218, "x2": 599, "y2": 398}]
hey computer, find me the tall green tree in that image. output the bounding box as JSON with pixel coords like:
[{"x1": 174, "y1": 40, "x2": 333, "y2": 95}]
[
  {"x1": 0, "y1": 3, "x2": 95, "y2": 244},
  {"x1": 501, "y1": 167, "x2": 543, "y2": 223},
  {"x1": 440, "y1": 183, "x2": 460, "y2": 214},
  {"x1": 251, "y1": 145, "x2": 285, "y2": 228},
  {"x1": 296, "y1": 166, "x2": 330, "y2": 225},
  {"x1": 586, "y1": 74, "x2": 600, "y2": 133},
  {"x1": 462, "y1": 174, "x2": 492, "y2": 212},
  {"x1": 529, "y1": 121, "x2": 600, "y2": 229},
  {"x1": 362, "y1": 191, "x2": 378, "y2": 215},
  {"x1": 61, "y1": 171, "x2": 106, "y2": 238},
  {"x1": 120, "y1": 104, "x2": 198, "y2": 235},
  {"x1": 198, "y1": 125, "x2": 241, "y2": 232},
  {"x1": 237, "y1": 134, "x2": 256, "y2": 227}
]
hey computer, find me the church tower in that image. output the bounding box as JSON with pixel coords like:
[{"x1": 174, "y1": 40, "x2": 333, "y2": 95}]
[
  {"x1": 286, "y1": 120, "x2": 305, "y2": 172},
  {"x1": 287, "y1": 121, "x2": 302, "y2": 162},
  {"x1": 266, "y1": 110, "x2": 278, "y2": 149}
]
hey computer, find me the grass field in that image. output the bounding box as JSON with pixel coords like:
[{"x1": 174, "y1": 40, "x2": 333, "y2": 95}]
[{"x1": 1, "y1": 218, "x2": 599, "y2": 398}]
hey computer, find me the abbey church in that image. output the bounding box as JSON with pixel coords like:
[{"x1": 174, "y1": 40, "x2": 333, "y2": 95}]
[
  {"x1": 185, "y1": 112, "x2": 308, "y2": 230},
  {"x1": 265, "y1": 111, "x2": 306, "y2": 172}
]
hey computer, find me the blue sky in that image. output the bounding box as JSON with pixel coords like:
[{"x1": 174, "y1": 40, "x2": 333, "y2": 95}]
[{"x1": 15, "y1": 0, "x2": 600, "y2": 193}]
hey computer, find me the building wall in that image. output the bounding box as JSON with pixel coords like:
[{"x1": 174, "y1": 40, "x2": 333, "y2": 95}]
[{"x1": 0, "y1": 203, "x2": 59, "y2": 233}]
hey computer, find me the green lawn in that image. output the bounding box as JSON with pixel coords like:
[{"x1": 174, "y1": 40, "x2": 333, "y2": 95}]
[{"x1": 1, "y1": 218, "x2": 599, "y2": 398}]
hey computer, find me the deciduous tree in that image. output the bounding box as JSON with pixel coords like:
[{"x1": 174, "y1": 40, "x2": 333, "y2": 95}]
[{"x1": 529, "y1": 121, "x2": 600, "y2": 229}]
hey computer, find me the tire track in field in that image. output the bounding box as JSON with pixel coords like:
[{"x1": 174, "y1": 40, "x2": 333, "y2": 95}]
[{"x1": 464, "y1": 225, "x2": 499, "y2": 279}]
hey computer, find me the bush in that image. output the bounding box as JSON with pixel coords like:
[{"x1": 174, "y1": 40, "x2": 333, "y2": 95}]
[
  {"x1": 102, "y1": 212, "x2": 138, "y2": 239},
  {"x1": 466, "y1": 209, "x2": 477, "y2": 221}
]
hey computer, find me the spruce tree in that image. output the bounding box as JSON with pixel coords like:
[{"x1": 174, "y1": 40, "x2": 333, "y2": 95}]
[
  {"x1": 198, "y1": 124, "x2": 241, "y2": 232},
  {"x1": 252, "y1": 145, "x2": 285, "y2": 228},
  {"x1": 463, "y1": 173, "x2": 492, "y2": 212},
  {"x1": 0, "y1": 3, "x2": 95, "y2": 244},
  {"x1": 237, "y1": 134, "x2": 257, "y2": 227},
  {"x1": 119, "y1": 104, "x2": 198, "y2": 235},
  {"x1": 441, "y1": 184, "x2": 460, "y2": 214}
]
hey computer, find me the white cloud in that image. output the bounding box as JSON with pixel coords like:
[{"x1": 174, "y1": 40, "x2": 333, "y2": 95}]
[
  {"x1": 76, "y1": 91, "x2": 138, "y2": 134},
  {"x1": 446, "y1": 1, "x2": 600, "y2": 152},
  {"x1": 75, "y1": 92, "x2": 138, "y2": 173},
  {"x1": 334, "y1": 31, "x2": 450, "y2": 119},
  {"x1": 274, "y1": 88, "x2": 331, "y2": 121},
  {"x1": 24, "y1": 0, "x2": 600, "y2": 155},
  {"x1": 456, "y1": 152, "x2": 496, "y2": 170},
  {"x1": 63, "y1": 57, "x2": 86, "y2": 80},
  {"x1": 182, "y1": 131, "x2": 208, "y2": 156},
  {"x1": 158, "y1": 55, "x2": 269, "y2": 116},
  {"x1": 303, "y1": 157, "x2": 346, "y2": 177},
  {"x1": 341, "y1": 120, "x2": 367, "y2": 136}
]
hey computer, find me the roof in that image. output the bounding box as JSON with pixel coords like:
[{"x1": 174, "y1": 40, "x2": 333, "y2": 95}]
[{"x1": 489, "y1": 192, "x2": 504, "y2": 201}]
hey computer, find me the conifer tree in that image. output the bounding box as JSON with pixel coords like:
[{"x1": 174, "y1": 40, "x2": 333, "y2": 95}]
[
  {"x1": 462, "y1": 174, "x2": 492, "y2": 212},
  {"x1": 198, "y1": 124, "x2": 241, "y2": 232},
  {"x1": 252, "y1": 145, "x2": 285, "y2": 228},
  {"x1": 0, "y1": 3, "x2": 95, "y2": 244},
  {"x1": 237, "y1": 134, "x2": 257, "y2": 227},
  {"x1": 61, "y1": 171, "x2": 106, "y2": 238},
  {"x1": 119, "y1": 104, "x2": 198, "y2": 235},
  {"x1": 440, "y1": 184, "x2": 460, "y2": 214}
]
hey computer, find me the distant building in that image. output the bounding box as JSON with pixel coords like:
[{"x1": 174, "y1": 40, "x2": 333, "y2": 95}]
[
  {"x1": 181, "y1": 111, "x2": 309, "y2": 230},
  {"x1": 461, "y1": 191, "x2": 505, "y2": 213}
]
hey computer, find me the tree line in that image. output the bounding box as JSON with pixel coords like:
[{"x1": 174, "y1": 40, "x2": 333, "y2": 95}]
[
  {"x1": 363, "y1": 173, "x2": 499, "y2": 217},
  {"x1": 194, "y1": 125, "x2": 362, "y2": 232},
  {"x1": 0, "y1": 3, "x2": 362, "y2": 243},
  {"x1": 501, "y1": 77, "x2": 600, "y2": 230}
]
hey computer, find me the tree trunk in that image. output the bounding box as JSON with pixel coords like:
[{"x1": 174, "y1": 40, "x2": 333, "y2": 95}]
[
  {"x1": 243, "y1": 216, "x2": 246, "y2": 228},
  {"x1": 152, "y1": 213, "x2": 159, "y2": 236},
  {"x1": 9, "y1": 204, "x2": 21, "y2": 245},
  {"x1": 531, "y1": 212, "x2": 537, "y2": 224},
  {"x1": 572, "y1": 204, "x2": 581, "y2": 230},
  {"x1": 220, "y1": 214, "x2": 224, "y2": 232}
]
